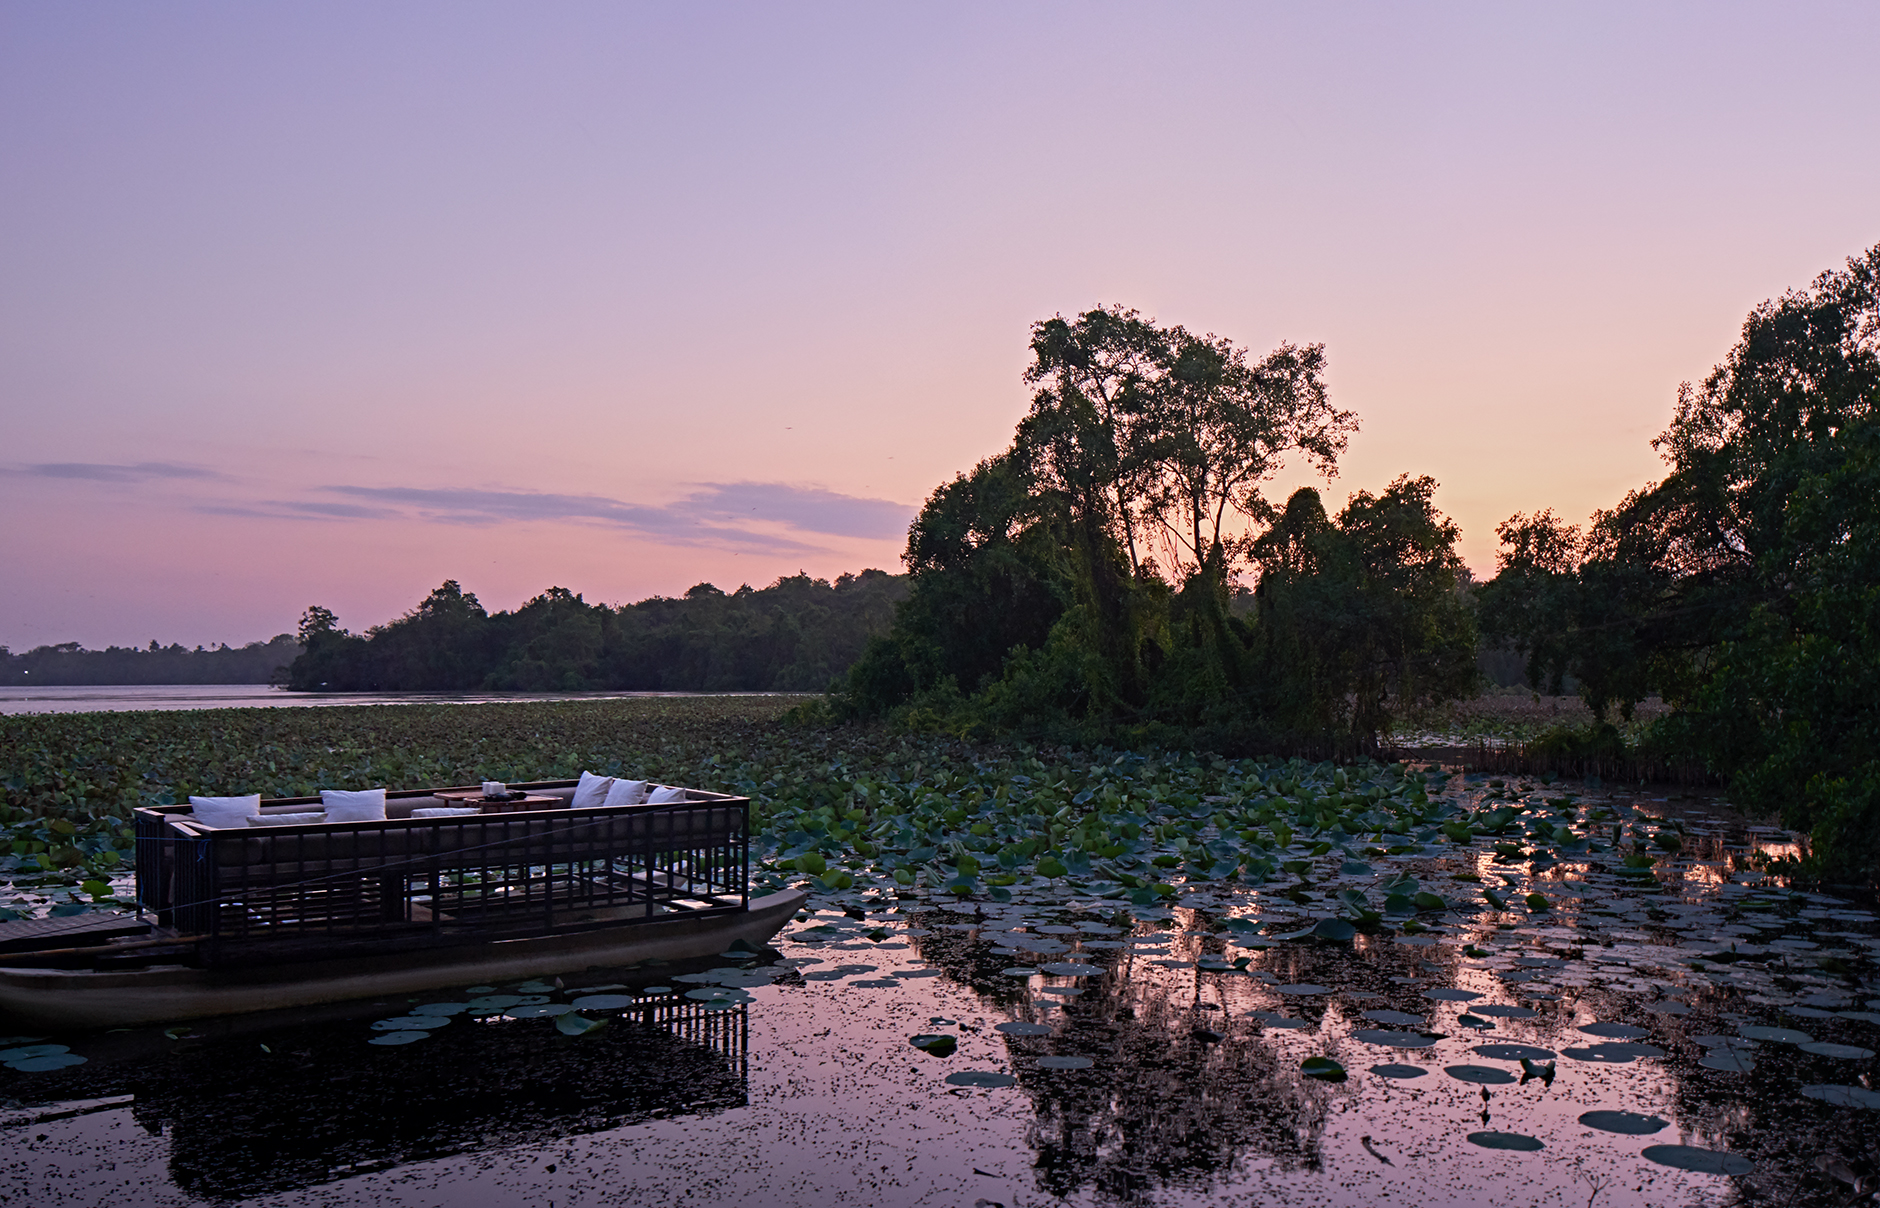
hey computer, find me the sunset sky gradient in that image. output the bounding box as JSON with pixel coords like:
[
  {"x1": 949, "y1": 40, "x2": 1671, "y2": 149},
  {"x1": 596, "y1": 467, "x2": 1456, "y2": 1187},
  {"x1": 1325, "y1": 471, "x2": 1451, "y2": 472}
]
[{"x1": 4, "y1": 3, "x2": 1876, "y2": 648}]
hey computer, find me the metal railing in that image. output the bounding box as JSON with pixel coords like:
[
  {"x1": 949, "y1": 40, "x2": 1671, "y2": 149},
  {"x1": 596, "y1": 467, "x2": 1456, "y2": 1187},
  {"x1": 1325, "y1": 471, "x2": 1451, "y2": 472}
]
[{"x1": 135, "y1": 789, "x2": 748, "y2": 963}]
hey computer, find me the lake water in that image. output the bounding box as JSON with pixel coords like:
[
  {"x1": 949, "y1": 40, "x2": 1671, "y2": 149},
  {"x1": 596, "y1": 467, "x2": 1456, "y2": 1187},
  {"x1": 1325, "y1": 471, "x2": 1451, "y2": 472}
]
[
  {"x1": 6, "y1": 837, "x2": 1876, "y2": 1207},
  {"x1": 0, "y1": 685, "x2": 799, "y2": 716}
]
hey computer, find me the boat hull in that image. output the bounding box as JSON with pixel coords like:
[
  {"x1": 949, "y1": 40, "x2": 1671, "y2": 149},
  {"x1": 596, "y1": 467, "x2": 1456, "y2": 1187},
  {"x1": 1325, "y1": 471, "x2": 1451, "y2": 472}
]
[{"x1": 0, "y1": 889, "x2": 806, "y2": 1030}]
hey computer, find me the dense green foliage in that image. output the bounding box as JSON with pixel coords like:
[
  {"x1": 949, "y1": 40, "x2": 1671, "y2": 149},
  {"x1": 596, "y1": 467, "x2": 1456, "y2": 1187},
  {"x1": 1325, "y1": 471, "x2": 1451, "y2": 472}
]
[
  {"x1": 0, "y1": 697, "x2": 1711, "y2": 922},
  {"x1": 1479, "y1": 245, "x2": 1880, "y2": 883},
  {"x1": 0, "y1": 636, "x2": 301, "y2": 686},
  {"x1": 837, "y1": 306, "x2": 1479, "y2": 754},
  {"x1": 287, "y1": 571, "x2": 906, "y2": 693}
]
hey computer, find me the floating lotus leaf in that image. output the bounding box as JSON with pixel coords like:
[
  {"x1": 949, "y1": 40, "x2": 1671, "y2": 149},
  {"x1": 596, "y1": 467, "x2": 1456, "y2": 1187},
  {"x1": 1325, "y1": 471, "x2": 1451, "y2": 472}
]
[
  {"x1": 1276, "y1": 983, "x2": 1331, "y2": 995},
  {"x1": 1446, "y1": 1064, "x2": 1516, "y2": 1084},
  {"x1": 555, "y1": 1013, "x2": 606, "y2": 1037},
  {"x1": 1352, "y1": 1029, "x2": 1437, "y2": 1048},
  {"x1": 909, "y1": 1033, "x2": 957, "y2": 1057},
  {"x1": 570, "y1": 994, "x2": 636, "y2": 1010},
  {"x1": 1578, "y1": 1022, "x2": 1650, "y2": 1039},
  {"x1": 1311, "y1": 918, "x2": 1357, "y2": 941},
  {"x1": 1798, "y1": 1042, "x2": 1876, "y2": 1059},
  {"x1": 1369, "y1": 1063, "x2": 1427, "y2": 1079},
  {"x1": 1698, "y1": 1051, "x2": 1756, "y2": 1073},
  {"x1": 371, "y1": 1017, "x2": 450, "y2": 1030},
  {"x1": 466, "y1": 995, "x2": 523, "y2": 1009},
  {"x1": 1578, "y1": 1110, "x2": 1668, "y2": 1135},
  {"x1": 0, "y1": 1044, "x2": 67, "y2": 1061},
  {"x1": 1001, "y1": 968, "x2": 1034, "y2": 977},
  {"x1": 1738, "y1": 1025, "x2": 1812, "y2": 1044},
  {"x1": 1640, "y1": 1145, "x2": 1753, "y2": 1175},
  {"x1": 1801, "y1": 1084, "x2": 1880, "y2": 1108},
  {"x1": 995, "y1": 1021, "x2": 1053, "y2": 1036},
  {"x1": 7, "y1": 1053, "x2": 87, "y2": 1071},
  {"x1": 1467, "y1": 1131, "x2": 1543, "y2": 1151},
  {"x1": 944, "y1": 1071, "x2": 1017, "y2": 1088},
  {"x1": 1472, "y1": 1044, "x2": 1556, "y2": 1062},
  {"x1": 893, "y1": 968, "x2": 943, "y2": 979},
  {"x1": 1301, "y1": 1056, "x2": 1347, "y2": 1081},
  {"x1": 506, "y1": 1003, "x2": 574, "y2": 1018},
  {"x1": 1424, "y1": 988, "x2": 1483, "y2": 1002},
  {"x1": 408, "y1": 1002, "x2": 469, "y2": 1017},
  {"x1": 1362, "y1": 1010, "x2": 1426, "y2": 1027},
  {"x1": 1036, "y1": 1055, "x2": 1093, "y2": 1070},
  {"x1": 1037, "y1": 962, "x2": 1103, "y2": 977}
]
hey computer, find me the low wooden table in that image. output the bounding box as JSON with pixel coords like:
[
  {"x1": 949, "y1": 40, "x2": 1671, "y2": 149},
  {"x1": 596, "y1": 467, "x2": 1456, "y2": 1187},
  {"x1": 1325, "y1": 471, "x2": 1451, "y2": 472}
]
[{"x1": 433, "y1": 789, "x2": 563, "y2": 814}]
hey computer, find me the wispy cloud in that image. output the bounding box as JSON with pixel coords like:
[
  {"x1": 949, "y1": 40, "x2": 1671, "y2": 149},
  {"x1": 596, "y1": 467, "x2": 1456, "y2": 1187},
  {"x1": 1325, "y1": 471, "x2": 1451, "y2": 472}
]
[
  {"x1": 315, "y1": 481, "x2": 913, "y2": 554},
  {"x1": 11, "y1": 462, "x2": 222, "y2": 482}
]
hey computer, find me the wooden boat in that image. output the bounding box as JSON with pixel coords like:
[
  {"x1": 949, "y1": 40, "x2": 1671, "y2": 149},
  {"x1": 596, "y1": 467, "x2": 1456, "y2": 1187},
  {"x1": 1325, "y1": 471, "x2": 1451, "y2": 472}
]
[{"x1": 0, "y1": 779, "x2": 806, "y2": 1029}]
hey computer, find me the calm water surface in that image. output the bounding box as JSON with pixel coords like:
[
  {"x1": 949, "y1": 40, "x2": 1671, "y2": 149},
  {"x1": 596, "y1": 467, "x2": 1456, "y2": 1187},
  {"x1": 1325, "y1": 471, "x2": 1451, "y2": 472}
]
[{"x1": 4, "y1": 806, "x2": 1876, "y2": 1207}]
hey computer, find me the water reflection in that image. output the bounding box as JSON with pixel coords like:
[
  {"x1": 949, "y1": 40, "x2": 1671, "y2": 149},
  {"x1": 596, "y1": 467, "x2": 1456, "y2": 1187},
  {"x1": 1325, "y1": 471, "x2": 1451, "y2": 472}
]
[{"x1": 43, "y1": 1001, "x2": 748, "y2": 1200}]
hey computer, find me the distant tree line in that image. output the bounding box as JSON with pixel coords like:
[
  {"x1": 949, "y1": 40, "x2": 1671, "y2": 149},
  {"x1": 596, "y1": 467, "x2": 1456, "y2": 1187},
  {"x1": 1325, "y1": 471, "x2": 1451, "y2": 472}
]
[
  {"x1": 286, "y1": 571, "x2": 908, "y2": 693},
  {"x1": 0, "y1": 636, "x2": 302, "y2": 686}
]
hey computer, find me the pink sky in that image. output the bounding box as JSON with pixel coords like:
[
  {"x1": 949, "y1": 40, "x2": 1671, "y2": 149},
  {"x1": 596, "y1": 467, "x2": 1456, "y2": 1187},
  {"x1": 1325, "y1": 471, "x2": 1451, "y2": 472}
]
[{"x1": 4, "y1": 3, "x2": 1876, "y2": 648}]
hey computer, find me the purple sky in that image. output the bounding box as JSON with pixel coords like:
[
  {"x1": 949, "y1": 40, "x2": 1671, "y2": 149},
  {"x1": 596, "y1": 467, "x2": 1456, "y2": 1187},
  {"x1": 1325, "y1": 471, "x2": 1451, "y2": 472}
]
[{"x1": 4, "y1": 3, "x2": 1876, "y2": 648}]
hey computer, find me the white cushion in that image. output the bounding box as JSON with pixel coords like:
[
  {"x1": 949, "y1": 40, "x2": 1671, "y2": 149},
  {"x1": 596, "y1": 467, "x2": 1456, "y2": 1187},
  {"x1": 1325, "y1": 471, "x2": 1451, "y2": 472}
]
[
  {"x1": 188, "y1": 794, "x2": 261, "y2": 828},
  {"x1": 411, "y1": 807, "x2": 481, "y2": 818},
  {"x1": 572, "y1": 771, "x2": 614, "y2": 809},
  {"x1": 601, "y1": 778, "x2": 649, "y2": 808},
  {"x1": 246, "y1": 812, "x2": 325, "y2": 827},
  {"x1": 644, "y1": 785, "x2": 687, "y2": 804},
  {"x1": 320, "y1": 788, "x2": 387, "y2": 823}
]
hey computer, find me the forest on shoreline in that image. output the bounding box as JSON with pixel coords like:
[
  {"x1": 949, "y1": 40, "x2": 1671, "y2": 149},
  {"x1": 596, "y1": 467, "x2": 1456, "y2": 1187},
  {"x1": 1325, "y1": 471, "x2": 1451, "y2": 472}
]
[{"x1": 0, "y1": 636, "x2": 302, "y2": 686}]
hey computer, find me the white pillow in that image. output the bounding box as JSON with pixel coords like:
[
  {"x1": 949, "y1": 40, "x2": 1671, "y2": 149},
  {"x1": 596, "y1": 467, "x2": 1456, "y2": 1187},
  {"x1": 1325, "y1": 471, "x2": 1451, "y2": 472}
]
[
  {"x1": 601, "y1": 778, "x2": 650, "y2": 808},
  {"x1": 320, "y1": 788, "x2": 387, "y2": 823},
  {"x1": 644, "y1": 785, "x2": 687, "y2": 805},
  {"x1": 572, "y1": 771, "x2": 614, "y2": 809},
  {"x1": 188, "y1": 794, "x2": 261, "y2": 828},
  {"x1": 246, "y1": 812, "x2": 325, "y2": 827},
  {"x1": 411, "y1": 807, "x2": 481, "y2": 818}
]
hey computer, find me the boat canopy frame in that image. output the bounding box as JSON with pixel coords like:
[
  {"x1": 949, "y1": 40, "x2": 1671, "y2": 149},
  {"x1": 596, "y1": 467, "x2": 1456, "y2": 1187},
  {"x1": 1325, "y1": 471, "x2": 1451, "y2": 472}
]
[{"x1": 134, "y1": 781, "x2": 751, "y2": 966}]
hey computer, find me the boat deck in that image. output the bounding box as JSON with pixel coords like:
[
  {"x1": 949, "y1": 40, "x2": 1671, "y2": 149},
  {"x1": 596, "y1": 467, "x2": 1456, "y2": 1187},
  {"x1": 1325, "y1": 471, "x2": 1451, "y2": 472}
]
[{"x1": 0, "y1": 913, "x2": 150, "y2": 954}]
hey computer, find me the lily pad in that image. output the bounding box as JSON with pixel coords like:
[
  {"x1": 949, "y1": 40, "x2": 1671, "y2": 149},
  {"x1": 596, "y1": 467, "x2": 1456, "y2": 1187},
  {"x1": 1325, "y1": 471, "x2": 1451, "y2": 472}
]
[
  {"x1": 1801, "y1": 1084, "x2": 1880, "y2": 1109},
  {"x1": 1472, "y1": 1044, "x2": 1556, "y2": 1062},
  {"x1": 409, "y1": 1002, "x2": 469, "y2": 1017},
  {"x1": 1471, "y1": 1004, "x2": 1538, "y2": 1019},
  {"x1": 1362, "y1": 1010, "x2": 1426, "y2": 1026},
  {"x1": 996, "y1": 1021, "x2": 1054, "y2": 1036},
  {"x1": 1698, "y1": 1050, "x2": 1756, "y2": 1073},
  {"x1": 1563, "y1": 1042, "x2": 1661, "y2": 1063},
  {"x1": 944, "y1": 1070, "x2": 1017, "y2": 1088},
  {"x1": 507, "y1": 1003, "x2": 575, "y2": 1018},
  {"x1": 1739, "y1": 1025, "x2": 1812, "y2": 1044},
  {"x1": 367, "y1": 1031, "x2": 431, "y2": 1045},
  {"x1": 1578, "y1": 1022, "x2": 1650, "y2": 1039},
  {"x1": 1276, "y1": 983, "x2": 1332, "y2": 996},
  {"x1": 1352, "y1": 1029, "x2": 1437, "y2": 1048},
  {"x1": 466, "y1": 995, "x2": 523, "y2": 1009},
  {"x1": 6, "y1": 1053, "x2": 87, "y2": 1071},
  {"x1": 555, "y1": 1013, "x2": 606, "y2": 1036},
  {"x1": 1640, "y1": 1145, "x2": 1753, "y2": 1175},
  {"x1": 0, "y1": 1044, "x2": 67, "y2": 1061},
  {"x1": 1425, "y1": 988, "x2": 1483, "y2": 1002},
  {"x1": 1370, "y1": 1063, "x2": 1428, "y2": 1079},
  {"x1": 1038, "y1": 962, "x2": 1104, "y2": 977},
  {"x1": 1037, "y1": 1055, "x2": 1093, "y2": 1070},
  {"x1": 1579, "y1": 1110, "x2": 1668, "y2": 1135},
  {"x1": 1798, "y1": 1042, "x2": 1876, "y2": 1059},
  {"x1": 1467, "y1": 1131, "x2": 1544, "y2": 1151},
  {"x1": 570, "y1": 994, "x2": 636, "y2": 1010},
  {"x1": 1301, "y1": 1056, "x2": 1347, "y2": 1081},
  {"x1": 638, "y1": 986, "x2": 673, "y2": 996},
  {"x1": 370, "y1": 1017, "x2": 451, "y2": 1030},
  {"x1": 1446, "y1": 1064, "x2": 1517, "y2": 1084},
  {"x1": 910, "y1": 1034, "x2": 958, "y2": 1057},
  {"x1": 1311, "y1": 918, "x2": 1357, "y2": 941},
  {"x1": 851, "y1": 978, "x2": 900, "y2": 987},
  {"x1": 1001, "y1": 968, "x2": 1035, "y2": 977},
  {"x1": 893, "y1": 968, "x2": 943, "y2": 979}
]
